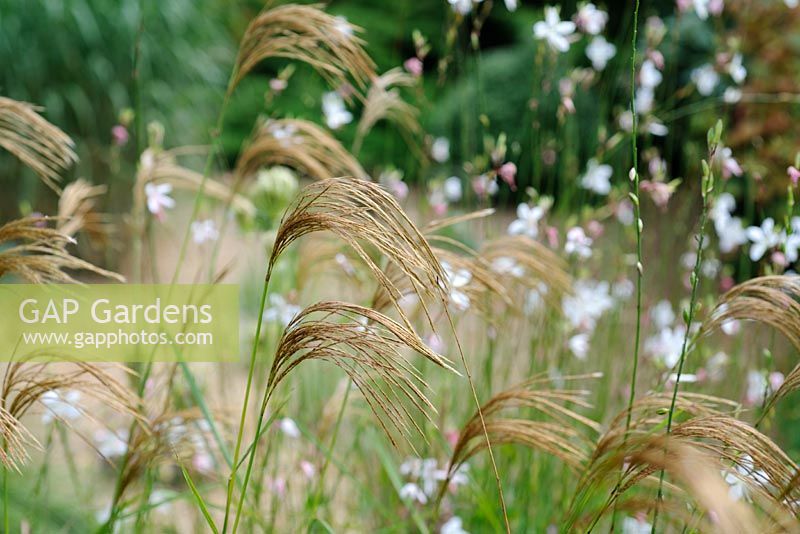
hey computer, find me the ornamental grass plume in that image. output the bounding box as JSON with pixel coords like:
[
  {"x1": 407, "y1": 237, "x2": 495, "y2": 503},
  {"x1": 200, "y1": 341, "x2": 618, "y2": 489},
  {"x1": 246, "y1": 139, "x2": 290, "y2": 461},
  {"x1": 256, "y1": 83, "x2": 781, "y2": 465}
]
[
  {"x1": 353, "y1": 68, "x2": 421, "y2": 155},
  {"x1": 235, "y1": 119, "x2": 366, "y2": 181},
  {"x1": 57, "y1": 178, "x2": 109, "y2": 239},
  {"x1": 230, "y1": 3, "x2": 375, "y2": 93},
  {"x1": 267, "y1": 301, "x2": 456, "y2": 448},
  {"x1": 0, "y1": 217, "x2": 124, "y2": 283},
  {"x1": 0, "y1": 96, "x2": 77, "y2": 193}
]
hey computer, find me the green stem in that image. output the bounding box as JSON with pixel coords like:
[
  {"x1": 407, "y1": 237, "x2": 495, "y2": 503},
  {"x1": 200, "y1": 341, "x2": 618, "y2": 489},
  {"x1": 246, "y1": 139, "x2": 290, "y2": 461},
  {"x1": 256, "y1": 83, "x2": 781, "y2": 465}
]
[
  {"x1": 222, "y1": 263, "x2": 273, "y2": 533},
  {"x1": 610, "y1": 0, "x2": 642, "y2": 530},
  {"x1": 651, "y1": 177, "x2": 712, "y2": 533}
]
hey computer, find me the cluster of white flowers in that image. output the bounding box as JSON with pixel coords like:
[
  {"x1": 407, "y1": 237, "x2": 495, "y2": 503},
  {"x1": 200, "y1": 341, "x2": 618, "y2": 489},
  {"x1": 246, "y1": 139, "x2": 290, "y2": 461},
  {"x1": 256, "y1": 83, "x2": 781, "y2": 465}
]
[
  {"x1": 41, "y1": 389, "x2": 82, "y2": 424},
  {"x1": 643, "y1": 299, "x2": 691, "y2": 369},
  {"x1": 722, "y1": 454, "x2": 770, "y2": 502},
  {"x1": 564, "y1": 226, "x2": 593, "y2": 258},
  {"x1": 710, "y1": 193, "x2": 747, "y2": 254},
  {"x1": 398, "y1": 456, "x2": 469, "y2": 505},
  {"x1": 742, "y1": 216, "x2": 800, "y2": 263},
  {"x1": 561, "y1": 279, "x2": 620, "y2": 359}
]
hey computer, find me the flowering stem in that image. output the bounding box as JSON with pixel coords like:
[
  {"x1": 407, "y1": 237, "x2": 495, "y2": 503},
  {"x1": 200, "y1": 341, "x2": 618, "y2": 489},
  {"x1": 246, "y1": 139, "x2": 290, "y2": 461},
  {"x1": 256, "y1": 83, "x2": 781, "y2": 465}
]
[
  {"x1": 651, "y1": 124, "x2": 720, "y2": 533},
  {"x1": 609, "y1": 0, "x2": 642, "y2": 529}
]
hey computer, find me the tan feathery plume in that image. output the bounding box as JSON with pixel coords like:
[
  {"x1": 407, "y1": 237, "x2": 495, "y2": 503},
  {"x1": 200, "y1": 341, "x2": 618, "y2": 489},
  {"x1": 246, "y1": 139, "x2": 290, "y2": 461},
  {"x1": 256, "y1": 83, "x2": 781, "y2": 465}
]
[
  {"x1": 0, "y1": 96, "x2": 77, "y2": 193},
  {"x1": 700, "y1": 275, "x2": 800, "y2": 417},
  {"x1": 0, "y1": 360, "x2": 140, "y2": 471},
  {"x1": 230, "y1": 3, "x2": 375, "y2": 93},
  {"x1": 353, "y1": 68, "x2": 421, "y2": 155},
  {"x1": 267, "y1": 301, "x2": 456, "y2": 449},
  {"x1": 270, "y1": 178, "x2": 448, "y2": 329},
  {"x1": 441, "y1": 373, "x2": 601, "y2": 496},
  {"x1": 0, "y1": 217, "x2": 124, "y2": 283},
  {"x1": 235, "y1": 119, "x2": 366, "y2": 181},
  {"x1": 57, "y1": 178, "x2": 109, "y2": 238}
]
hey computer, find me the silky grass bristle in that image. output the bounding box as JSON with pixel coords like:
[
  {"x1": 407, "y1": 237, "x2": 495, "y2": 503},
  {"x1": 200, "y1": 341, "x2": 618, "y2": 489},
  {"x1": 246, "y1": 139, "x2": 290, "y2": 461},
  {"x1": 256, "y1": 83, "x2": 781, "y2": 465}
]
[
  {"x1": 0, "y1": 96, "x2": 77, "y2": 193},
  {"x1": 267, "y1": 301, "x2": 456, "y2": 449},
  {"x1": 230, "y1": 3, "x2": 375, "y2": 93},
  {"x1": 0, "y1": 216, "x2": 124, "y2": 283},
  {"x1": 235, "y1": 119, "x2": 366, "y2": 181},
  {"x1": 270, "y1": 178, "x2": 448, "y2": 328},
  {"x1": 353, "y1": 68, "x2": 420, "y2": 155},
  {"x1": 57, "y1": 178, "x2": 109, "y2": 238}
]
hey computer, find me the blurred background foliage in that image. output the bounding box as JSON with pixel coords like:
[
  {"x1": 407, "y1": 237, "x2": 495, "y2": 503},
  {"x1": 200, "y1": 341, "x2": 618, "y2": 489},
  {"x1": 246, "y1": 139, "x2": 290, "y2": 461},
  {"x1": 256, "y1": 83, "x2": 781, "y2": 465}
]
[{"x1": 1, "y1": 0, "x2": 798, "y2": 215}]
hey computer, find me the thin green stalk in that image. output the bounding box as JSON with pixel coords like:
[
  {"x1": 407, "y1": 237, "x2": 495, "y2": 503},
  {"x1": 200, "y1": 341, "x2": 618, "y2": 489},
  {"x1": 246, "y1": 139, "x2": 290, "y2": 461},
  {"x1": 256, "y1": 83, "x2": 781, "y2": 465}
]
[
  {"x1": 609, "y1": 1, "x2": 642, "y2": 530},
  {"x1": 222, "y1": 264, "x2": 273, "y2": 533},
  {"x1": 308, "y1": 382, "x2": 352, "y2": 521},
  {"x1": 651, "y1": 124, "x2": 720, "y2": 533}
]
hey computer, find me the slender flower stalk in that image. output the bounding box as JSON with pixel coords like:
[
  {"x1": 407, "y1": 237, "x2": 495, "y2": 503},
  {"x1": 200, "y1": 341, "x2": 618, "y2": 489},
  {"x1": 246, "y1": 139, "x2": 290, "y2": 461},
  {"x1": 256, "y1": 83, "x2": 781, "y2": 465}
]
[{"x1": 651, "y1": 121, "x2": 722, "y2": 532}]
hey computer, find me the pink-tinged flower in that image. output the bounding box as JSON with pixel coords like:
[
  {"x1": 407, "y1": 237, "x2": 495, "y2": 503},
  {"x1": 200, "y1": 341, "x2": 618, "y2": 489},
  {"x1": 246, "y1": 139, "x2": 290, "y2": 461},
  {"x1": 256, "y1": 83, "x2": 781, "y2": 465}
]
[
  {"x1": 718, "y1": 147, "x2": 743, "y2": 179},
  {"x1": 545, "y1": 226, "x2": 559, "y2": 248},
  {"x1": 574, "y1": 3, "x2": 608, "y2": 35},
  {"x1": 709, "y1": 0, "x2": 724, "y2": 16},
  {"x1": 720, "y1": 275, "x2": 735, "y2": 292},
  {"x1": 788, "y1": 166, "x2": 800, "y2": 186},
  {"x1": 587, "y1": 219, "x2": 604, "y2": 238},
  {"x1": 640, "y1": 180, "x2": 675, "y2": 209},
  {"x1": 676, "y1": 0, "x2": 692, "y2": 12},
  {"x1": 770, "y1": 372, "x2": 785, "y2": 391},
  {"x1": 268, "y1": 477, "x2": 287, "y2": 496},
  {"x1": 472, "y1": 174, "x2": 499, "y2": 198},
  {"x1": 498, "y1": 162, "x2": 517, "y2": 190},
  {"x1": 771, "y1": 250, "x2": 788, "y2": 268},
  {"x1": 426, "y1": 333, "x2": 446, "y2": 354},
  {"x1": 269, "y1": 78, "x2": 288, "y2": 92},
  {"x1": 404, "y1": 57, "x2": 423, "y2": 77},
  {"x1": 533, "y1": 6, "x2": 577, "y2": 53},
  {"x1": 111, "y1": 125, "x2": 129, "y2": 146},
  {"x1": 445, "y1": 429, "x2": 460, "y2": 448},
  {"x1": 193, "y1": 452, "x2": 214, "y2": 474},
  {"x1": 647, "y1": 50, "x2": 665, "y2": 70},
  {"x1": 144, "y1": 183, "x2": 175, "y2": 219},
  {"x1": 300, "y1": 460, "x2": 316, "y2": 480}
]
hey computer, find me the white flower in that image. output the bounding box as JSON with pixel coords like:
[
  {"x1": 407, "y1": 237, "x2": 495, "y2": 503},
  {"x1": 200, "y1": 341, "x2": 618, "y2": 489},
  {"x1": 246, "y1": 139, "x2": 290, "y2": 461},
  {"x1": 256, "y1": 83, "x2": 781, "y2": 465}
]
[
  {"x1": 191, "y1": 219, "x2": 219, "y2": 245},
  {"x1": 300, "y1": 460, "x2": 316, "y2": 479},
  {"x1": 724, "y1": 87, "x2": 742, "y2": 103},
  {"x1": 639, "y1": 59, "x2": 663, "y2": 89},
  {"x1": 491, "y1": 257, "x2": 524, "y2": 278},
  {"x1": 263, "y1": 294, "x2": 301, "y2": 327},
  {"x1": 650, "y1": 300, "x2": 675, "y2": 329},
  {"x1": 322, "y1": 91, "x2": 353, "y2": 130},
  {"x1": 691, "y1": 0, "x2": 712, "y2": 19},
  {"x1": 278, "y1": 417, "x2": 301, "y2": 438},
  {"x1": 144, "y1": 183, "x2": 175, "y2": 216},
  {"x1": 267, "y1": 121, "x2": 299, "y2": 146},
  {"x1": 524, "y1": 282, "x2": 549, "y2": 315},
  {"x1": 723, "y1": 454, "x2": 769, "y2": 501},
  {"x1": 441, "y1": 261, "x2": 472, "y2": 311},
  {"x1": 533, "y1": 7, "x2": 577, "y2": 53},
  {"x1": 508, "y1": 203, "x2": 545, "y2": 238},
  {"x1": 443, "y1": 176, "x2": 463, "y2": 202},
  {"x1": 565, "y1": 227, "x2": 593, "y2": 258},
  {"x1": 586, "y1": 36, "x2": 616, "y2": 70},
  {"x1": 787, "y1": 0, "x2": 799, "y2": 7},
  {"x1": 745, "y1": 218, "x2": 781, "y2": 261},
  {"x1": 635, "y1": 87, "x2": 655, "y2": 114},
  {"x1": 644, "y1": 326, "x2": 686, "y2": 368},
  {"x1": 647, "y1": 120, "x2": 668, "y2": 136},
  {"x1": 575, "y1": 3, "x2": 608, "y2": 34},
  {"x1": 41, "y1": 390, "x2": 82, "y2": 424},
  {"x1": 431, "y1": 137, "x2": 450, "y2": 163},
  {"x1": 399, "y1": 482, "x2": 428, "y2": 503},
  {"x1": 448, "y1": 0, "x2": 483, "y2": 15},
  {"x1": 621, "y1": 516, "x2": 652, "y2": 534},
  {"x1": 612, "y1": 278, "x2": 635, "y2": 300},
  {"x1": 94, "y1": 429, "x2": 128, "y2": 458},
  {"x1": 580, "y1": 159, "x2": 613, "y2": 195},
  {"x1": 441, "y1": 516, "x2": 469, "y2": 534},
  {"x1": 691, "y1": 64, "x2": 719, "y2": 96},
  {"x1": 717, "y1": 147, "x2": 743, "y2": 177},
  {"x1": 333, "y1": 16, "x2": 353, "y2": 38},
  {"x1": 707, "y1": 351, "x2": 729, "y2": 380},
  {"x1": 568, "y1": 333, "x2": 590, "y2": 360},
  {"x1": 785, "y1": 233, "x2": 800, "y2": 263},
  {"x1": 717, "y1": 217, "x2": 747, "y2": 253},
  {"x1": 504, "y1": 0, "x2": 518, "y2": 11},
  {"x1": 711, "y1": 192, "x2": 736, "y2": 227},
  {"x1": 728, "y1": 53, "x2": 746, "y2": 84},
  {"x1": 562, "y1": 280, "x2": 614, "y2": 331}
]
